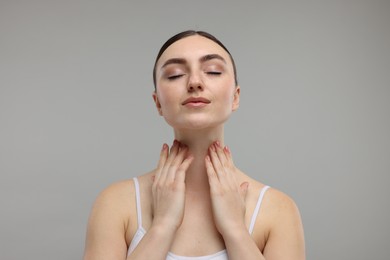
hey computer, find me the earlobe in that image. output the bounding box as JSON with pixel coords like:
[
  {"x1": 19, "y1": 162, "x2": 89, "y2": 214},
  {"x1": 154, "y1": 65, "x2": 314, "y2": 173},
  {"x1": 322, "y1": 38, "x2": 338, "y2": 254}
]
[
  {"x1": 232, "y1": 86, "x2": 240, "y2": 111},
  {"x1": 152, "y1": 91, "x2": 163, "y2": 116}
]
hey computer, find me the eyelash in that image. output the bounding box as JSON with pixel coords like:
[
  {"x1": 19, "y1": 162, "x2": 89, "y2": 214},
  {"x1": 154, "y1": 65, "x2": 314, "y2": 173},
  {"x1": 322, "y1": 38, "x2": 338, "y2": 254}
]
[
  {"x1": 207, "y1": 71, "x2": 222, "y2": 75},
  {"x1": 167, "y1": 74, "x2": 184, "y2": 80},
  {"x1": 166, "y1": 71, "x2": 222, "y2": 81}
]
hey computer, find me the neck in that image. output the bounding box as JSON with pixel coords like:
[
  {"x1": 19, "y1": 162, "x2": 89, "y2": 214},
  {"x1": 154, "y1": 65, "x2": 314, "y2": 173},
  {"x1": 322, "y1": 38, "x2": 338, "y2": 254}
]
[{"x1": 173, "y1": 126, "x2": 224, "y2": 192}]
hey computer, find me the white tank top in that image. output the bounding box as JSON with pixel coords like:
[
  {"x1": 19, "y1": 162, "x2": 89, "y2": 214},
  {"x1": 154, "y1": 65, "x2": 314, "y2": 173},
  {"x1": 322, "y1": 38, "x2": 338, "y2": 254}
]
[{"x1": 128, "y1": 177, "x2": 270, "y2": 259}]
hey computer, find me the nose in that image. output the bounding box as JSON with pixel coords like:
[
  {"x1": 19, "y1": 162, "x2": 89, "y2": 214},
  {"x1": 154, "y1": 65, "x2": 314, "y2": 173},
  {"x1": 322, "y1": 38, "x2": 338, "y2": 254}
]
[{"x1": 187, "y1": 73, "x2": 204, "y2": 92}]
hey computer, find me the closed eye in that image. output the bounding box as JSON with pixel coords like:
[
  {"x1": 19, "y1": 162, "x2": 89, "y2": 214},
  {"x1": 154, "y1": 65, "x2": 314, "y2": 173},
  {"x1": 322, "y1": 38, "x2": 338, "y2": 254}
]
[
  {"x1": 206, "y1": 71, "x2": 222, "y2": 75},
  {"x1": 167, "y1": 74, "x2": 184, "y2": 80}
]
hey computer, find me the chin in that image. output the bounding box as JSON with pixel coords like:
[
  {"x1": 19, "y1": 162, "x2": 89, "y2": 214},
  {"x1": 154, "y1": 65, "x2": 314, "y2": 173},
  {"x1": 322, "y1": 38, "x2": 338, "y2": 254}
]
[{"x1": 165, "y1": 116, "x2": 229, "y2": 131}]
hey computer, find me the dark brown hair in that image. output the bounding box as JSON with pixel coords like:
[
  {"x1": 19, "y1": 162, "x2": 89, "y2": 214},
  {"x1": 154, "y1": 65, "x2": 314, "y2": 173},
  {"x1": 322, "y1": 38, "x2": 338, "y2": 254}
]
[{"x1": 153, "y1": 30, "x2": 238, "y2": 88}]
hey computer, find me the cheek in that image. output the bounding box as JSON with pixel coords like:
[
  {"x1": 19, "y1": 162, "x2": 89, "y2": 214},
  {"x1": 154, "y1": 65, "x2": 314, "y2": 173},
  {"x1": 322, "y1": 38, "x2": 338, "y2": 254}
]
[
  {"x1": 156, "y1": 85, "x2": 171, "y2": 102},
  {"x1": 219, "y1": 85, "x2": 236, "y2": 104},
  {"x1": 156, "y1": 86, "x2": 178, "y2": 111}
]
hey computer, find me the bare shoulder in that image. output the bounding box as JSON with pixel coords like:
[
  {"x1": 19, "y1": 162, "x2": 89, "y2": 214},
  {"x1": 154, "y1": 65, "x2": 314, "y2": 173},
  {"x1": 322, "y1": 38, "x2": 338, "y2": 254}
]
[
  {"x1": 264, "y1": 187, "x2": 301, "y2": 218},
  {"x1": 91, "y1": 171, "x2": 154, "y2": 212},
  {"x1": 84, "y1": 176, "x2": 149, "y2": 260},
  {"x1": 260, "y1": 187, "x2": 305, "y2": 259},
  {"x1": 83, "y1": 180, "x2": 132, "y2": 259},
  {"x1": 89, "y1": 179, "x2": 136, "y2": 224},
  {"x1": 240, "y1": 173, "x2": 305, "y2": 259},
  {"x1": 241, "y1": 174, "x2": 301, "y2": 220},
  {"x1": 88, "y1": 173, "x2": 155, "y2": 232},
  {"x1": 97, "y1": 179, "x2": 134, "y2": 202}
]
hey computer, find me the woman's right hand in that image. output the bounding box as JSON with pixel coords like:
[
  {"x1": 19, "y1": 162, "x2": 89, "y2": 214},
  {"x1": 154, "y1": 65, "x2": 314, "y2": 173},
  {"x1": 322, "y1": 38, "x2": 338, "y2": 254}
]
[{"x1": 151, "y1": 140, "x2": 193, "y2": 232}]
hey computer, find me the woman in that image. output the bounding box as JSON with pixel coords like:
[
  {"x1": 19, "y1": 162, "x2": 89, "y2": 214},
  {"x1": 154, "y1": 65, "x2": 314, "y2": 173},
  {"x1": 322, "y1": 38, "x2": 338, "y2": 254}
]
[{"x1": 84, "y1": 30, "x2": 305, "y2": 260}]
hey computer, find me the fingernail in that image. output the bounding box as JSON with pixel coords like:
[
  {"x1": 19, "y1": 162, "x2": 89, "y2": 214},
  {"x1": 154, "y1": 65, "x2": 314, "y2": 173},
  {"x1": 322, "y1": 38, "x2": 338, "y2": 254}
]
[
  {"x1": 162, "y1": 143, "x2": 167, "y2": 150},
  {"x1": 215, "y1": 141, "x2": 220, "y2": 147},
  {"x1": 224, "y1": 146, "x2": 230, "y2": 153}
]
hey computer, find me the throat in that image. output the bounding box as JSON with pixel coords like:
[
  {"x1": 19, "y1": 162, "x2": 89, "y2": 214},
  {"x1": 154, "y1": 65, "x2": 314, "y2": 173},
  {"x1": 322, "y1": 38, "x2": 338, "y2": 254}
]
[{"x1": 184, "y1": 168, "x2": 210, "y2": 193}]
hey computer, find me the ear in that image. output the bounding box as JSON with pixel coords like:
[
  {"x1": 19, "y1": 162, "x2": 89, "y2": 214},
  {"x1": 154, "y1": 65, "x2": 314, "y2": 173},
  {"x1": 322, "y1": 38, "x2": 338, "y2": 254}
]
[
  {"x1": 232, "y1": 86, "x2": 240, "y2": 111},
  {"x1": 152, "y1": 91, "x2": 163, "y2": 116}
]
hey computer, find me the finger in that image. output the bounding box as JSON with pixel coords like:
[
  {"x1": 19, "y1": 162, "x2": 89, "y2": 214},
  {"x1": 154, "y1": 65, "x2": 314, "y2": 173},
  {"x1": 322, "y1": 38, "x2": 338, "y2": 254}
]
[
  {"x1": 172, "y1": 143, "x2": 188, "y2": 166},
  {"x1": 165, "y1": 140, "x2": 180, "y2": 166},
  {"x1": 156, "y1": 143, "x2": 168, "y2": 169},
  {"x1": 224, "y1": 144, "x2": 233, "y2": 159},
  {"x1": 213, "y1": 143, "x2": 238, "y2": 189},
  {"x1": 205, "y1": 155, "x2": 219, "y2": 187},
  {"x1": 154, "y1": 143, "x2": 168, "y2": 184},
  {"x1": 220, "y1": 145, "x2": 238, "y2": 186},
  {"x1": 175, "y1": 153, "x2": 194, "y2": 184},
  {"x1": 208, "y1": 143, "x2": 222, "y2": 169},
  {"x1": 214, "y1": 142, "x2": 229, "y2": 169},
  {"x1": 209, "y1": 143, "x2": 225, "y2": 181},
  {"x1": 159, "y1": 140, "x2": 179, "y2": 184},
  {"x1": 223, "y1": 145, "x2": 234, "y2": 167},
  {"x1": 166, "y1": 144, "x2": 188, "y2": 182}
]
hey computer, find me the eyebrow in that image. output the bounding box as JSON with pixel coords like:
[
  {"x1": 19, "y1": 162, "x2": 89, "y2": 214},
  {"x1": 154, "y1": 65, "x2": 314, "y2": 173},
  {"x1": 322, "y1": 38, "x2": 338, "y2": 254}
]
[
  {"x1": 200, "y1": 54, "x2": 226, "y2": 64},
  {"x1": 161, "y1": 53, "x2": 226, "y2": 69}
]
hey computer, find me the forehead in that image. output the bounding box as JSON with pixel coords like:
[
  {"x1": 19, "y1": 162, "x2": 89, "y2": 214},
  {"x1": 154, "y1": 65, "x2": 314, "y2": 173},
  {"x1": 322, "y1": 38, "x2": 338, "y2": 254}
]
[{"x1": 156, "y1": 35, "x2": 232, "y2": 67}]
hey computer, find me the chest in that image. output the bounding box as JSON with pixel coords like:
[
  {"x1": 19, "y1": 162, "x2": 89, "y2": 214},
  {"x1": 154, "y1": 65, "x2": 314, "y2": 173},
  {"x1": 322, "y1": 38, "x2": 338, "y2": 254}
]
[
  {"x1": 125, "y1": 185, "x2": 268, "y2": 255},
  {"x1": 170, "y1": 200, "x2": 226, "y2": 256}
]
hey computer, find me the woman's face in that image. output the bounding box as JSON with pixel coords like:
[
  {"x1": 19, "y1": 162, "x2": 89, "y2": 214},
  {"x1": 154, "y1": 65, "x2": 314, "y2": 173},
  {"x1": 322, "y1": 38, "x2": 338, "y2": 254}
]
[{"x1": 153, "y1": 35, "x2": 240, "y2": 130}]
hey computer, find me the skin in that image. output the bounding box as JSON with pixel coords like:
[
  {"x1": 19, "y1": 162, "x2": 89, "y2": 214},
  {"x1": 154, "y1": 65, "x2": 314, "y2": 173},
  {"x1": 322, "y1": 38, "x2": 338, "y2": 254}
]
[{"x1": 83, "y1": 35, "x2": 305, "y2": 260}]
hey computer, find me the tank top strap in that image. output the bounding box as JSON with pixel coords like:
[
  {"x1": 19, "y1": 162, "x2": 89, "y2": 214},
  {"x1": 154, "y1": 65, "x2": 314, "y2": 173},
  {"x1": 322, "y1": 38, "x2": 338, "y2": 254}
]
[
  {"x1": 132, "y1": 177, "x2": 143, "y2": 228},
  {"x1": 248, "y1": 185, "x2": 270, "y2": 234}
]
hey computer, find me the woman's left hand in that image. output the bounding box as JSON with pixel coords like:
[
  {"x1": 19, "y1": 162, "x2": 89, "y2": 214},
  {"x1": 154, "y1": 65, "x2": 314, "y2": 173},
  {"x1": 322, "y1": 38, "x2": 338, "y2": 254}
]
[{"x1": 205, "y1": 142, "x2": 249, "y2": 237}]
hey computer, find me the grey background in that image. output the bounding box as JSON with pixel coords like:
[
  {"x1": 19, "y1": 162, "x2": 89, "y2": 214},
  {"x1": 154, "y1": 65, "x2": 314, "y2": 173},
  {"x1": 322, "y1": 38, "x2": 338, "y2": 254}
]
[{"x1": 1, "y1": 0, "x2": 389, "y2": 259}]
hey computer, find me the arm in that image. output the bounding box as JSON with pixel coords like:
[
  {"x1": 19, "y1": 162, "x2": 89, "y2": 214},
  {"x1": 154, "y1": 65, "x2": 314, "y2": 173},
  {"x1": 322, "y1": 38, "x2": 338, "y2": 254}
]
[
  {"x1": 206, "y1": 142, "x2": 305, "y2": 260},
  {"x1": 83, "y1": 183, "x2": 176, "y2": 260},
  {"x1": 205, "y1": 142, "x2": 265, "y2": 259},
  {"x1": 262, "y1": 190, "x2": 305, "y2": 260},
  {"x1": 223, "y1": 190, "x2": 305, "y2": 260},
  {"x1": 83, "y1": 182, "x2": 130, "y2": 260},
  {"x1": 84, "y1": 141, "x2": 193, "y2": 260},
  {"x1": 129, "y1": 141, "x2": 194, "y2": 259}
]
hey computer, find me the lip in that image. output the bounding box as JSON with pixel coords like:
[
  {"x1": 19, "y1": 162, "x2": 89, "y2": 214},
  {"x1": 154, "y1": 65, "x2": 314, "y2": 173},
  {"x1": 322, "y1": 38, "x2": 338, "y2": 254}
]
[{"x1": 182, "y1": 97, "x2": 211, "y2": 106}]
